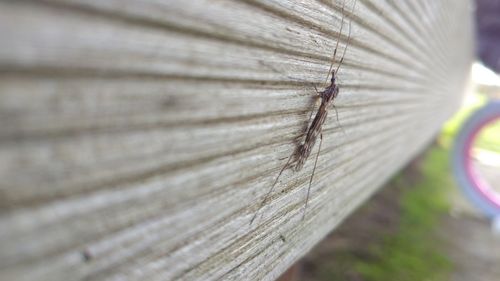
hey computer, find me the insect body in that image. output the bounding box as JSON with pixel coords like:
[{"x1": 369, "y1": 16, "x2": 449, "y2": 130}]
[
  {"x1": 295, "y1": 75, "x2": 338, "y2": 172},
  {"x1": 251, "y1": 0, "x2": 355, "y2": 225}
]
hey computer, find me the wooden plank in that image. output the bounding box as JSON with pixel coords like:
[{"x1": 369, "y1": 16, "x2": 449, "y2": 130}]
[{"x1": 0, "y1": 0, "x2": 473, "y2": 280}]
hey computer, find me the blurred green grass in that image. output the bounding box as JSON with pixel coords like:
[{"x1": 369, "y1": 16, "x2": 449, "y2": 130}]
[
  {"x1": 440, "y1": 93, "x2": 487, "y2": 147},
  {"x1": 355, "y1": 146, "x2": 453, "y2": 281},
  {"x1": 441, "y1": 92, "x2": 499, "y2": 154},
  {"x1": 475, "y1": 119, "x2": 500, "y2": 154},
  {"x1": 354, "y1": 94, "x2": 495, "y2": 281},
  {"x1": 302, "y1": 92, "x2": 498, "y2": 281}
]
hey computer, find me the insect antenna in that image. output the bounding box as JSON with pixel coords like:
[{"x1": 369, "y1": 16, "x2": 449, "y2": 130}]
[
  {"x1": 335, "y1": 0, "x2": 356, "y2": 75},
  {"x1": 324, "y1": 0, "x2": 347, "y2": 86},
  {"x1": 331, "y1": 0, "x2": 356, "y2": 135}
]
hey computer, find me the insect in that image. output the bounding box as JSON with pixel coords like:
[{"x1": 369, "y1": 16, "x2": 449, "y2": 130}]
[{"x1": 251, "y1": 0, "x2": 356, "y2": 225}]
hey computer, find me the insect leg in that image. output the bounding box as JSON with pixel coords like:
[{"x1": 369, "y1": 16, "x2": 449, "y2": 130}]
[
  {"x1": 302, "y1": 132, "x2": 323, "y2": 220},
  {"x1": 331, "y1": 103, "x2": 346, "y2": 136},
  {"x1": 250, "y1": 152, "x2": 295, "y2": 225}
]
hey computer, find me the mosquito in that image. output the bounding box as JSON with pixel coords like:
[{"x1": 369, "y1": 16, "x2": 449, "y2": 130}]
[{"x1": 251, "y1": 0, "x2": 356, "y2": 225}]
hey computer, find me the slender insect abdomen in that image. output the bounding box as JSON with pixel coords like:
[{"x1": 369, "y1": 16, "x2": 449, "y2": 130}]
[
  {"x1": 295, "y1": 144, "x2": 310, "y2": 172},
  {"x1": 295, "y1": 104, "x2": 329, "y2": 171}
]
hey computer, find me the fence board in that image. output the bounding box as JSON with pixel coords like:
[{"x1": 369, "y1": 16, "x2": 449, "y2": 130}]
[{"x1": 0, "y1": 0, "x2": 473, "y2": 280}]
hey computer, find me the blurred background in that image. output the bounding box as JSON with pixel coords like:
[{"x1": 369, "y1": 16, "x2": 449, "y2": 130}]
[{"x1": 279, "y1": 1, "x2": 500, "y2": 280}]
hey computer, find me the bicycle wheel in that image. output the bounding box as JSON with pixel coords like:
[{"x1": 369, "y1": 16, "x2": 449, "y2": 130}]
[{"x1": 452, "y1": 100, "x2": 500, "y2": 218}]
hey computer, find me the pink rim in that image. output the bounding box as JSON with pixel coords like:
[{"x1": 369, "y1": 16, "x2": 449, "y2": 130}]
[{"x1": 464, "y1": 114, "x2": 500, "y2": 208}]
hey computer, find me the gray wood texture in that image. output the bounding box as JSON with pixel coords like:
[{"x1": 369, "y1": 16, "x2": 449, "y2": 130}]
[{"x1": 0, "y1": 0, "x2": 473, "y2": 280}]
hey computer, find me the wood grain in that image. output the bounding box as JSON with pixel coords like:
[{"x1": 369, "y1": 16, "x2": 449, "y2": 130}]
[{"x1": 0, "y1": 0, "x2": 473, "y2": 280}]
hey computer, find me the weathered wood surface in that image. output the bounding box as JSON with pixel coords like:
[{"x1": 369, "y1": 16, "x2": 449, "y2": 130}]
[{"x1": 0, "y1": 0, "x2": 473, "y2": 280}]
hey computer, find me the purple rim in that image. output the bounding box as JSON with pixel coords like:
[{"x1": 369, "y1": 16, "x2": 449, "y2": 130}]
[{"x1": 464, "y1": 114, "x2": 500, "y2": 208}]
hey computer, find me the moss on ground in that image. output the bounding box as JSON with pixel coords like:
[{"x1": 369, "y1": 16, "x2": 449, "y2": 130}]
[
  {"x1": 300, "y1": 146, "x2": 455, "y2": 281},
  {"x1": 300, "y1": 94, "x2": 500, "y2": 281},
  {"x1": 356, "y1": 147, "x2": 453, "y2": 281}
]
